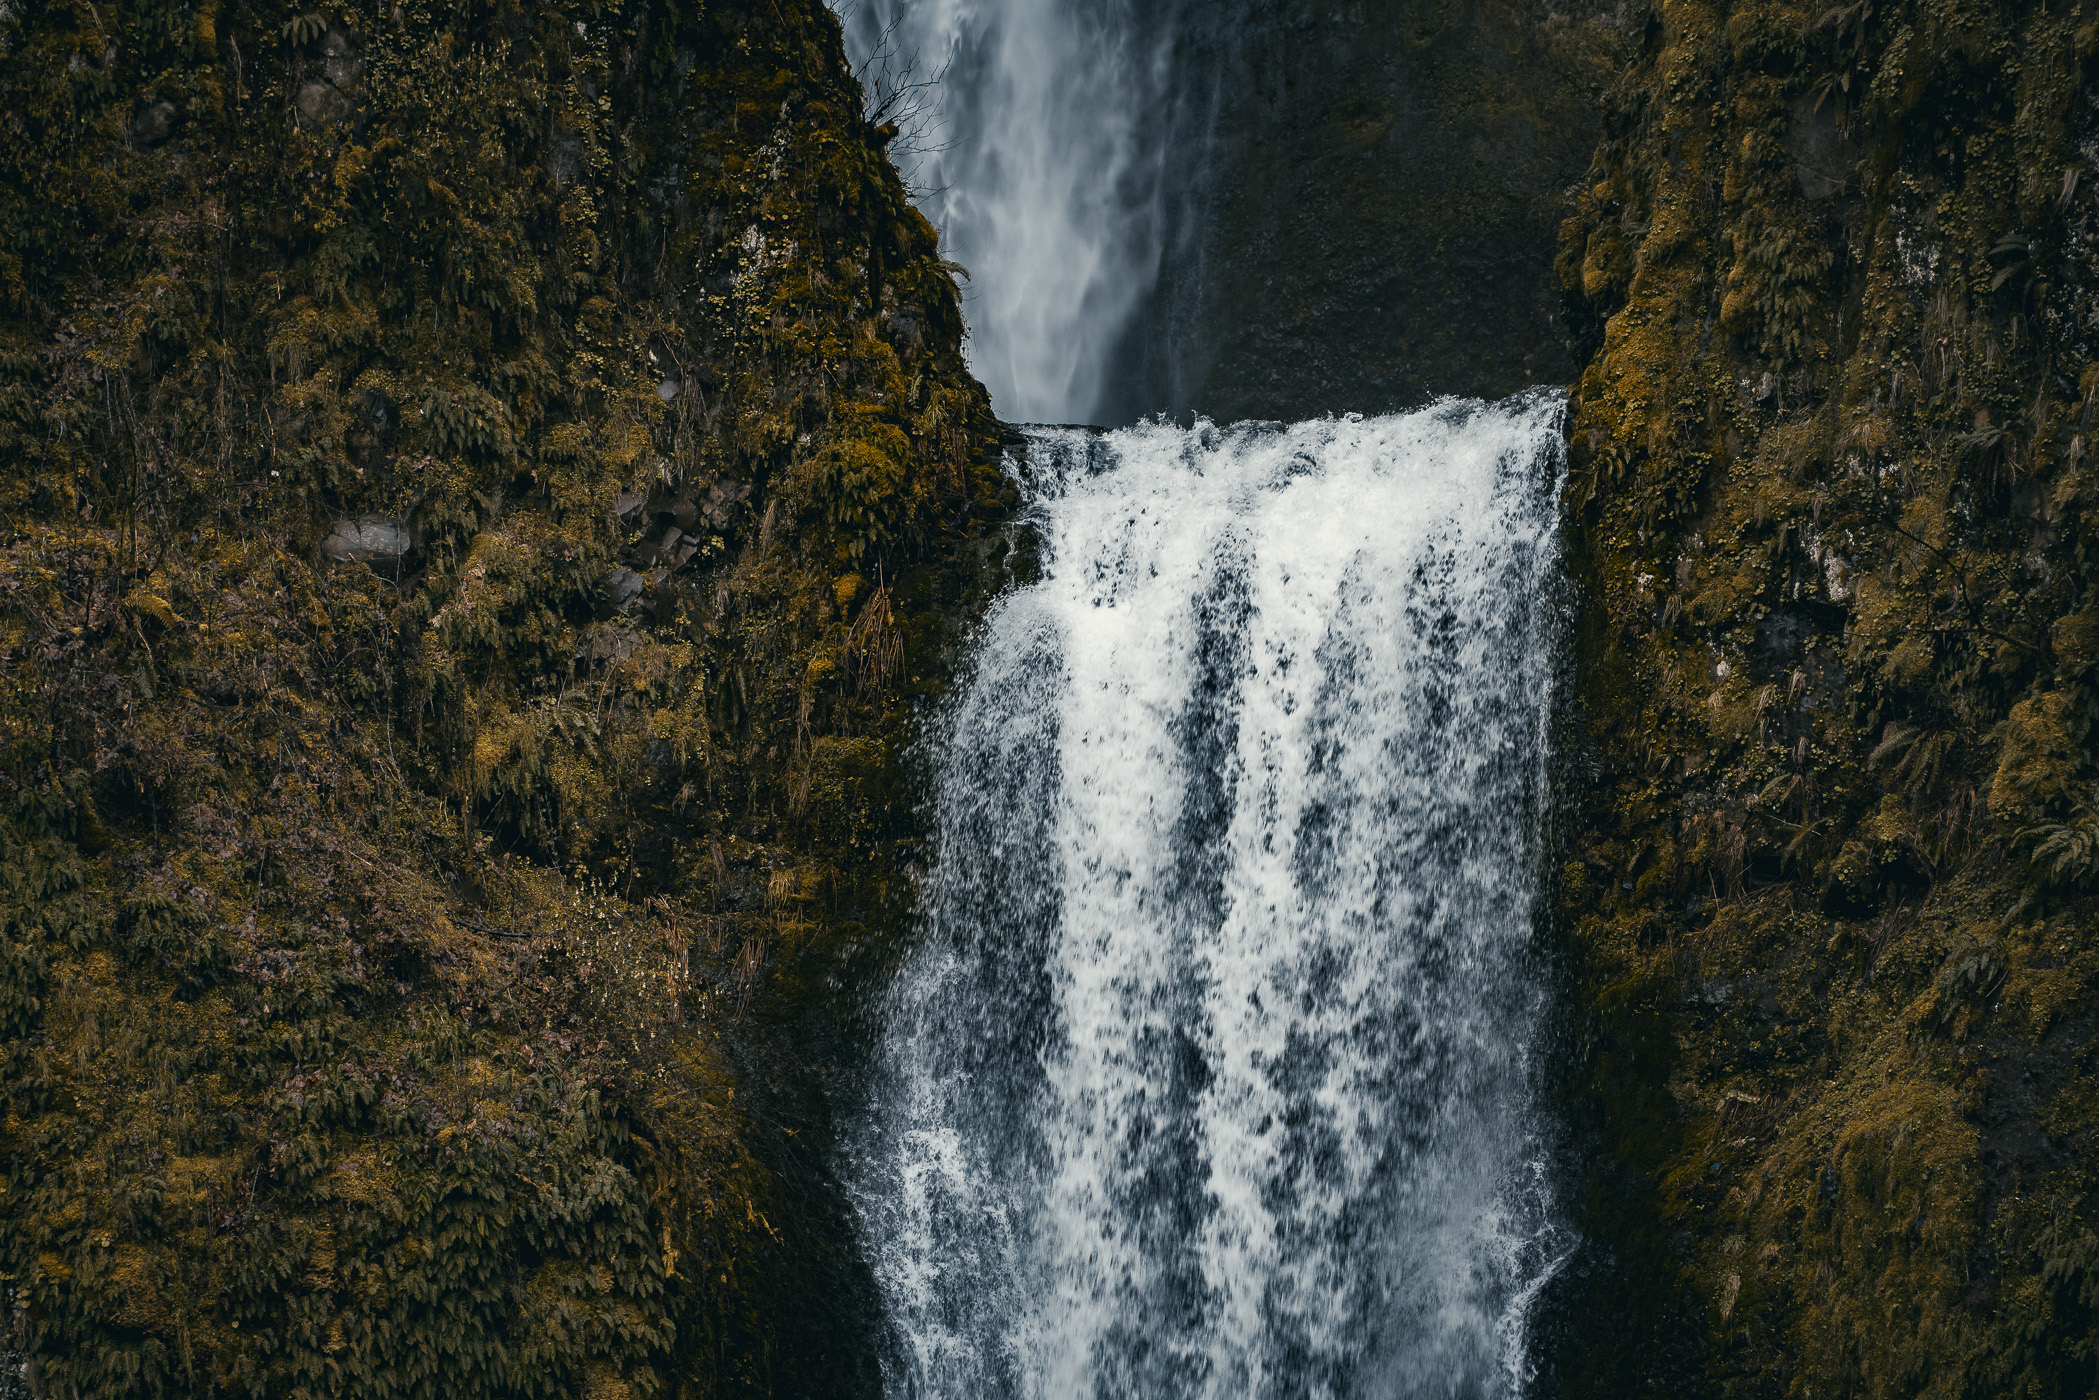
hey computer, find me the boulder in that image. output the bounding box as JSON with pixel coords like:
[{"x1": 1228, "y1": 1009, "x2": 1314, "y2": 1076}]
[
  {"x1": 297, "y1": 80, "x2": 353, "y2": 126},
  {"x1": 321, "y1": 516, "x2": 409, "y2": 572}
]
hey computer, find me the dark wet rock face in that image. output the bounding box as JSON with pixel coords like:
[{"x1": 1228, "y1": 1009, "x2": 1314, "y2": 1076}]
[
  {"x1": 294, "y1": 26, "x2": 361, "y2": 126},
  {"x1": 319, "y1": 27, "x2": 362, "y2": 88},
  {"x1": 131, "y1": 98, "x2": 178, "y2": 145},
  {"x1": 1104, "y1": 0, "x2": 1625, "y2": 424},
  {"x1": 295, "y1": 79, "x2": 353, "y2": 125},
  {"x1": 1785, "y1": 93, "x2": 1862, "y2": 200}
]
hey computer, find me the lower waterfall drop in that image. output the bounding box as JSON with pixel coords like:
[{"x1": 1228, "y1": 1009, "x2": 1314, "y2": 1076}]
[{"x1": 851, "y1": 393, "x2": 1572, "y2": 1399}]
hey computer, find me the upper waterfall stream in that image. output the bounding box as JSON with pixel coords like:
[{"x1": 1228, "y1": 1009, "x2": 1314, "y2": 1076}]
[
  {"x1": 837, "y1": 0, "x2": 1191, "y2": 424},
  {"x1": 848, "y1": 395, "x2": 1571, "y2": 1398}
]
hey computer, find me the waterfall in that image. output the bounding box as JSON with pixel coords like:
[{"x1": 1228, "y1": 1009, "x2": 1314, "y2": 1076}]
[
  {"x1": 834, "y1": 0, "x2": 1193, "y2": 424},
  {"x1": 849, "y1": 393, "x2": 1571, "y2": 1398}
]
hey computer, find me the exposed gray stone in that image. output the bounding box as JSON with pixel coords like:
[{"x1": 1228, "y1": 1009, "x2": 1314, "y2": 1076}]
[
  {"x1": 319, "y1": 27, "x2": 363, "y2": 89},
  {"x1": 297, "y1": 80, "x2": 352, "y2": 126},
  {"x1": 580, "y1": 622, "x2": 640, "y2": 663},
  {"x1": 700, "y1": 478, "x2": 751, "y2": 530},
  {"x1": 1787, "y1": 92, "x2": 1860, "y2": 200},
  {"x1": 547, "y1": 130, "x2": 583, "y2": 187},
  {"x1": 321, "y1": 516, "x2": 409, "y2": 570}
]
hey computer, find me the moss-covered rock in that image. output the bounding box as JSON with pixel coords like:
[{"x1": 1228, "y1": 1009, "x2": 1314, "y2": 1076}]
[
  {"x1": 1548, "y1": 0, "x2": 2099, "y2": 1391},
  {"x1": 0, "y1": 0, "x2": 1009, "y2": 1392}
]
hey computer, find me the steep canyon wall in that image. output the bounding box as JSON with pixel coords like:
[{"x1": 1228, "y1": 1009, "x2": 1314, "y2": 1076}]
[
  {"x1": 0, "y1": 0, "x2": 1013, "y2": 1393},
  {"x1": 1549, "y1": 0, "x2": 2099, "y2": 1393}
]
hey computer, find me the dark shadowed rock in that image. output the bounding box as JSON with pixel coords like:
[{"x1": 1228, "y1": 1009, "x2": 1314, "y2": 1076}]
[
  {"x1": 1787, "y1": 92, "x2": 1861, "y2": 199},
  {"x1": 320, "y1": 27, "x2": 363, "y2": 89},
  {"x1": 1104, "y1": 0, "x2": 1625, "y2": 423},
  {"x1": 131, "y1": 99, "x2": 178, "y2": 145}
]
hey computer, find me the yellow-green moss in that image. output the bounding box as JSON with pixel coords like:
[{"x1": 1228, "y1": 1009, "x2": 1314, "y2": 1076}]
[
  {"x1": 0, "y1": 0, "x2": 1007, "y2": 1392},
  {"x1": 1551, "y1": 0, "x2": 2099, "y2": 1391}
]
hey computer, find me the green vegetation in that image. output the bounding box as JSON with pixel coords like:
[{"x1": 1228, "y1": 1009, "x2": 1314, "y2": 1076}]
[
  {"x1": 0, "y1": 0, "x2": 1008, "y2": 1392},
  {"x1": 1551, "y1": 0, "x2": 2099, "y2": 1390}
]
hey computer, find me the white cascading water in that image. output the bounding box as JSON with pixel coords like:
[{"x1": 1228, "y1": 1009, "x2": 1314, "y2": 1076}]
[
  {"x1": 834, "y1": 0, "x2": 1184, "y2": 423},
  {"x1": 849, "y1": 394, "x2": 1571, "y2": 1398}
]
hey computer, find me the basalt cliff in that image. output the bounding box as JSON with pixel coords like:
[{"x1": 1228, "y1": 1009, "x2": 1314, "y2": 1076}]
[
  {"x1": 1548, "y1": 0, "x2": 2099, "y2": 1392},
  {"x1": 0, "y1": 0, "x2": 1009, "y2": 1392}
]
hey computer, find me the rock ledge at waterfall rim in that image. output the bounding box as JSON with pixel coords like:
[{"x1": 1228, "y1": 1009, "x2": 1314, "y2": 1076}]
[{"x1": 4, "y1": 0, "x2": 2099, "y2": 1397}]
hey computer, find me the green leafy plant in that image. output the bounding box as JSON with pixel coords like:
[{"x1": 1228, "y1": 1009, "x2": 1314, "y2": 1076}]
[{"x1": 2020, "y1": 794, "x2": 2099, "y2": 888}]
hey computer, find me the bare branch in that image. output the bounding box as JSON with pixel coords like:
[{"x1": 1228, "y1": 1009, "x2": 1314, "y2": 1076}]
[{"x1": 831, "y1": 1, "x2": 955, "y2": 196}]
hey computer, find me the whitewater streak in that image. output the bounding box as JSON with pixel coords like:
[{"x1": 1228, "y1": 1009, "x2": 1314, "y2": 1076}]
[{"x1": 850, "y1": 393, "x2": 1572, "y2": 1398}]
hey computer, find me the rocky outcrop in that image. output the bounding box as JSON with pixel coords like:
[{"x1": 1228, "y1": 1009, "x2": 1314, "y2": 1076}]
[
  {"x1": 1546, "y1": 0, "x2": 2099, "y2": 1392},
  {"x1": 0, "y1": 0, "x2": 1006, "y2": 1393}
]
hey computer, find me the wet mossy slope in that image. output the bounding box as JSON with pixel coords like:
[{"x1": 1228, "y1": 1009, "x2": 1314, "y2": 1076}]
[
  {"x1": 0, "y1": 0, "x2": 1008, "y2": 1393},
  {"x1": 1550, "y1": 0, "x2": 2099, "y2": 1392}
]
